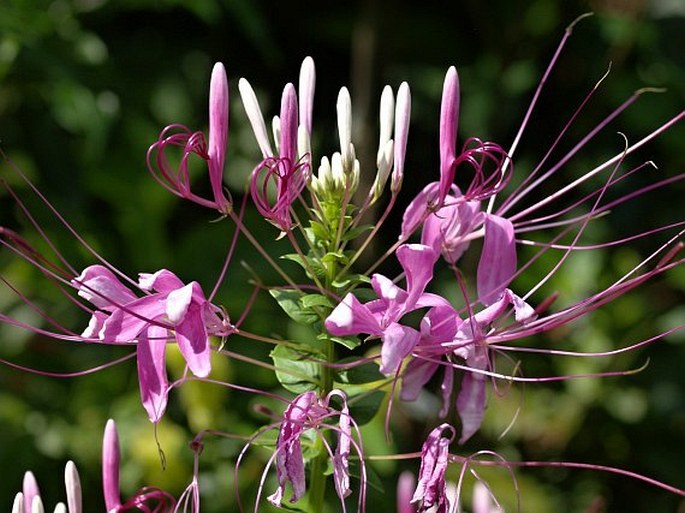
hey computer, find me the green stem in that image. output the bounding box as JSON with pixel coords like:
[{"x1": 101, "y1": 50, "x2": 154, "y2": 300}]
[{"x1": 308, "y1": 335, "x2": 336, "y2": 512}]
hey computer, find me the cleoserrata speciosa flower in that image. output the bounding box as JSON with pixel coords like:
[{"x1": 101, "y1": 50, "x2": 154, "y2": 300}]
[{"x1": 147, "y1": 62, "x2": 232, "y2": 214}]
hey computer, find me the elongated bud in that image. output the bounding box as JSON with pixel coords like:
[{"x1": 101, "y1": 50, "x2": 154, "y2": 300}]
[
  {"x1": 392, "y1": 81, "x2": 411, "y2": 193},
  {"x1": 208, "y1": 63, "x2": 228, "y2": 179},
  {"x1": 238, "y1": 78, "x2": 274, "y2": 158},
  {"x1": 438, "y1": 67, "x2": 460, "y2": 206},
  {"x1": 280, "y1": 83, "x2": 299, "y2": 163},
  {"x1": 52, "y1": 504, "x2": 66, "y2": 513},
  {"x1": 65, "y1": 461, "x2": 81, "y2": 513},
  {"x1": 377, "y1": 86, "x2": 395, "y2": 166},
  {"x1": 297, "y1": 125, "x2": 310, "y2": 161},
  {"x1": 23, "y1": 472, "x2": 40, "y2": 513},
  {"x1": 298, "y1": 56, "x2": 315, "y2": 136},
  {"x1": 396, "y1": 472, "x2": 417, "y2": 513},
  {"x1": 371, "y1": 139, "x2": 393, "y2": 203},
  {"x1": 271, "y1": 115, "x2": 281, "y2": 155},
  {"x1": 208, "y1": 62, "x2": 231, "y2": 212},
  {"x1": 12, "y1": 493, "x2": 24, "y2": 513},
  {"x1": 336, "y1": 87, "x2": 353, "y2": 172},
  {"x1": 102, "y1": 420, "x2": 122, "y2": 512}
]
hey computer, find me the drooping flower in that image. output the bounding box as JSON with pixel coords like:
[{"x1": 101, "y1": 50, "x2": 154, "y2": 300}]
[
  {"x1": 147, "y1": 62, "x2": 231, "y2": 214},
  {"x1": 73, "y1": 265, "x2": 233, "y2": 422},
  {"x1": 411, "y1": 424, "x2": 455, "y2": 513},
  {"x1": 266, "y1": 390, "x2": 357, "y2": 507}
]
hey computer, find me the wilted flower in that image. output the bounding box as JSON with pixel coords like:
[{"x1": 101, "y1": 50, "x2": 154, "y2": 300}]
[
  {"x1": 411, "y1": 424, "x2": 455, "y2": 513},
  {"x1": 260, "y1": 390, "x2": 358, "y2": 508}
]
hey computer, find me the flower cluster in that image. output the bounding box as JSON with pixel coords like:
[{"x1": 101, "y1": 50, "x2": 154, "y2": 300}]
[{"x1": 2, "y1": 16, "x2": 684, "y2": 513}]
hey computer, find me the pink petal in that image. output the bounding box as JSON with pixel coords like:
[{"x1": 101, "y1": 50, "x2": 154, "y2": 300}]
[
  {"x1": 102, "y1": 420, "x2": 121, "y2": 512},
  {"x1": 371, "y1": 273, "x2": 408, "y2": 318},
  {"x1": 138, "y1": 269, "x2": 184, "y2": 293},
  {"x1": 439, "y1": 366, "x2": 454, "y2": 418},
  {"x1": 477, "y1": 214, "x2": 516, "y2": 306},
  {"x1": 99, "y1": 295, "x2": 166, "y2": 342},
  {"x1": 137, "y1": 326, "x2": 170, "y2": 423},
  {"x1": 333, "y1": 400, "x2": 352, "y2": 499},
  {"x1": 73, "y1": 265, "x2": 136, "y2": 311},
  {"x1": 397, "y1": 244, "x2": 437, "y2": 310},
  {"x1": 400, "y1": 182, "x2": 439, "y2": 239},
  {"x1": 380, "y1": 322, "x2": 420, "y2": 375},
  {"x1": 22, "y1": 472, "x2": 40, "y2": 513},
  {"x1": 165, "y1": 282, "x2": 196, "y2": 324},
  {"x1": 397, "y1": 472, "x2": 418, "y2": 513},
  {"x1": 174, "y1": 301, "x2": 211, "y2": 377},
  {"x1": 456, "y1": 345, "x2": 488, "y2": 444},
  {"x1": 325, "y1": 293, "x2": 381, "y2": 336},
  {"x1": 438, "y1": 67, "x2": 460, "y2": 207},
  {"x1": 208, "y1": 62, "x2": 230, "y2": 210},
  {"x1": 400, "y1": 358, "x2": 439, "y2": 401},
  {"x1": 279, "y1": 83, "x2": 299, "y2": 163},
  {"x1": 81, "y1": 311, "x2": 108, "y2": 339}
]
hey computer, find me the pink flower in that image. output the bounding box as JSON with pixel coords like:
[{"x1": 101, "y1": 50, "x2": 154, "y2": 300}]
[
  {"x1": 325, "y1": 244, "x2": 444, "y2": 375},
  {"x1": 147, "y1": 62, "x2": 231, "y2": 214},
  {"x1": 73, "y1": 266, "x2": 232, "y2": 422}
]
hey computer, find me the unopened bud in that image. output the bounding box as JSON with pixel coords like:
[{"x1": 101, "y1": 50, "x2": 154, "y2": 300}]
[
  {"x1": 377, "y1": 86, "x2": 394, "y2": 167},
  {"x1": 298, "y1": 56, "x2": 316, "y2": 136},
  {"x1": 238, "y1": 78, "x2": 274, "y2": 158},
  {"x1": 271, "y1": 115, "x2": 281, "y2": 155},
  {"x1": 297, "y1": 125, "x2": 310, "y2": 161},
  {"x1": 65, "y1": 461, "x2": 81, "y2": 513},
  {"x1": 392, "y1": 82, "x2": 411, "y2": 193},
  {"x1": 371, "y1": 139, "x2": 394, "y2": 204},
  {"x1": 52, "y1": 503, "x2": 66, "y2": 513},
  {"x1": 336, "y1": 87, "x2": 353, "y2": 171},
  {"x1": 31, "y1": 496, "x2": 44, "y2": 513},
  {"x1": 12, "y1": 493, "x2": 23, "y2": 513}
]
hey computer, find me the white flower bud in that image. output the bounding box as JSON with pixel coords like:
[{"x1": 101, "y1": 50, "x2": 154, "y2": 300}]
[
  {"x1": 65, "y1": 461, "x2": 81, "y2": 513},
  {"x1": 271, "y1": 115, "x2": 281, "y2": 155},
  {"x1": 31, "y1": 496, "x2": 44, "y2": 513},
  {"x1": 12, "y1": 493, "x2": 24, "y2": 513},
  {"x1": 238, "y1": 78, "x2": 274, "y2": 158},
  {"x1": 336, "y1": 87, "x2": 353, "y2": 172},
  {"x1": 298, "y1": 56, "x2": 315, "y2": 136},
  {"x1": 377, "y1": 86, "x2": 394, "y2": 167},
  {"x1": 371, "y1": 139, "x2": 394, "y2": 203},
  {"x1": 297, "y1": 125, "x2": 310, "y2": 161},
  {"x1": 52, "y1": 504, "x2": 66, "y2": 513}
]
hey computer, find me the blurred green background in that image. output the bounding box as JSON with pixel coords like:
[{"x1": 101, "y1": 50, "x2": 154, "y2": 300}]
[{"x1": 0, "y1": 0, "x2": 683, "y2": 511}]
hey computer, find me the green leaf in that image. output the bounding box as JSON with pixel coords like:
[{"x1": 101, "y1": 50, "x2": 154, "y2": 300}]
[
  {"x1": 269, "y1": 289, "x2": 320, "y2": 325},
  {"x1": 282, "y1": 253, "x2": 327, "y2": 280},
  {"x1": 300, "y1": 293, "x2": 334, "y2": 310},
  {"x1": 270, "y1": 344, "x2": 321, "y2": 394},
  {"x1": 331, "y1": 273, "x2": 371, "y2": 289},
  {"x1": 341, "y1": 223, "x2": 373, "y2": 242},
  {"x1": 318, "y1": 332, "x2": 361, "y2": 350},
  {"x1": 337, "y1": 360, "x2": 385, "y2": 385},
  {"x1": 348, "y1": 391, "x2": 385, "y2": 425}
]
